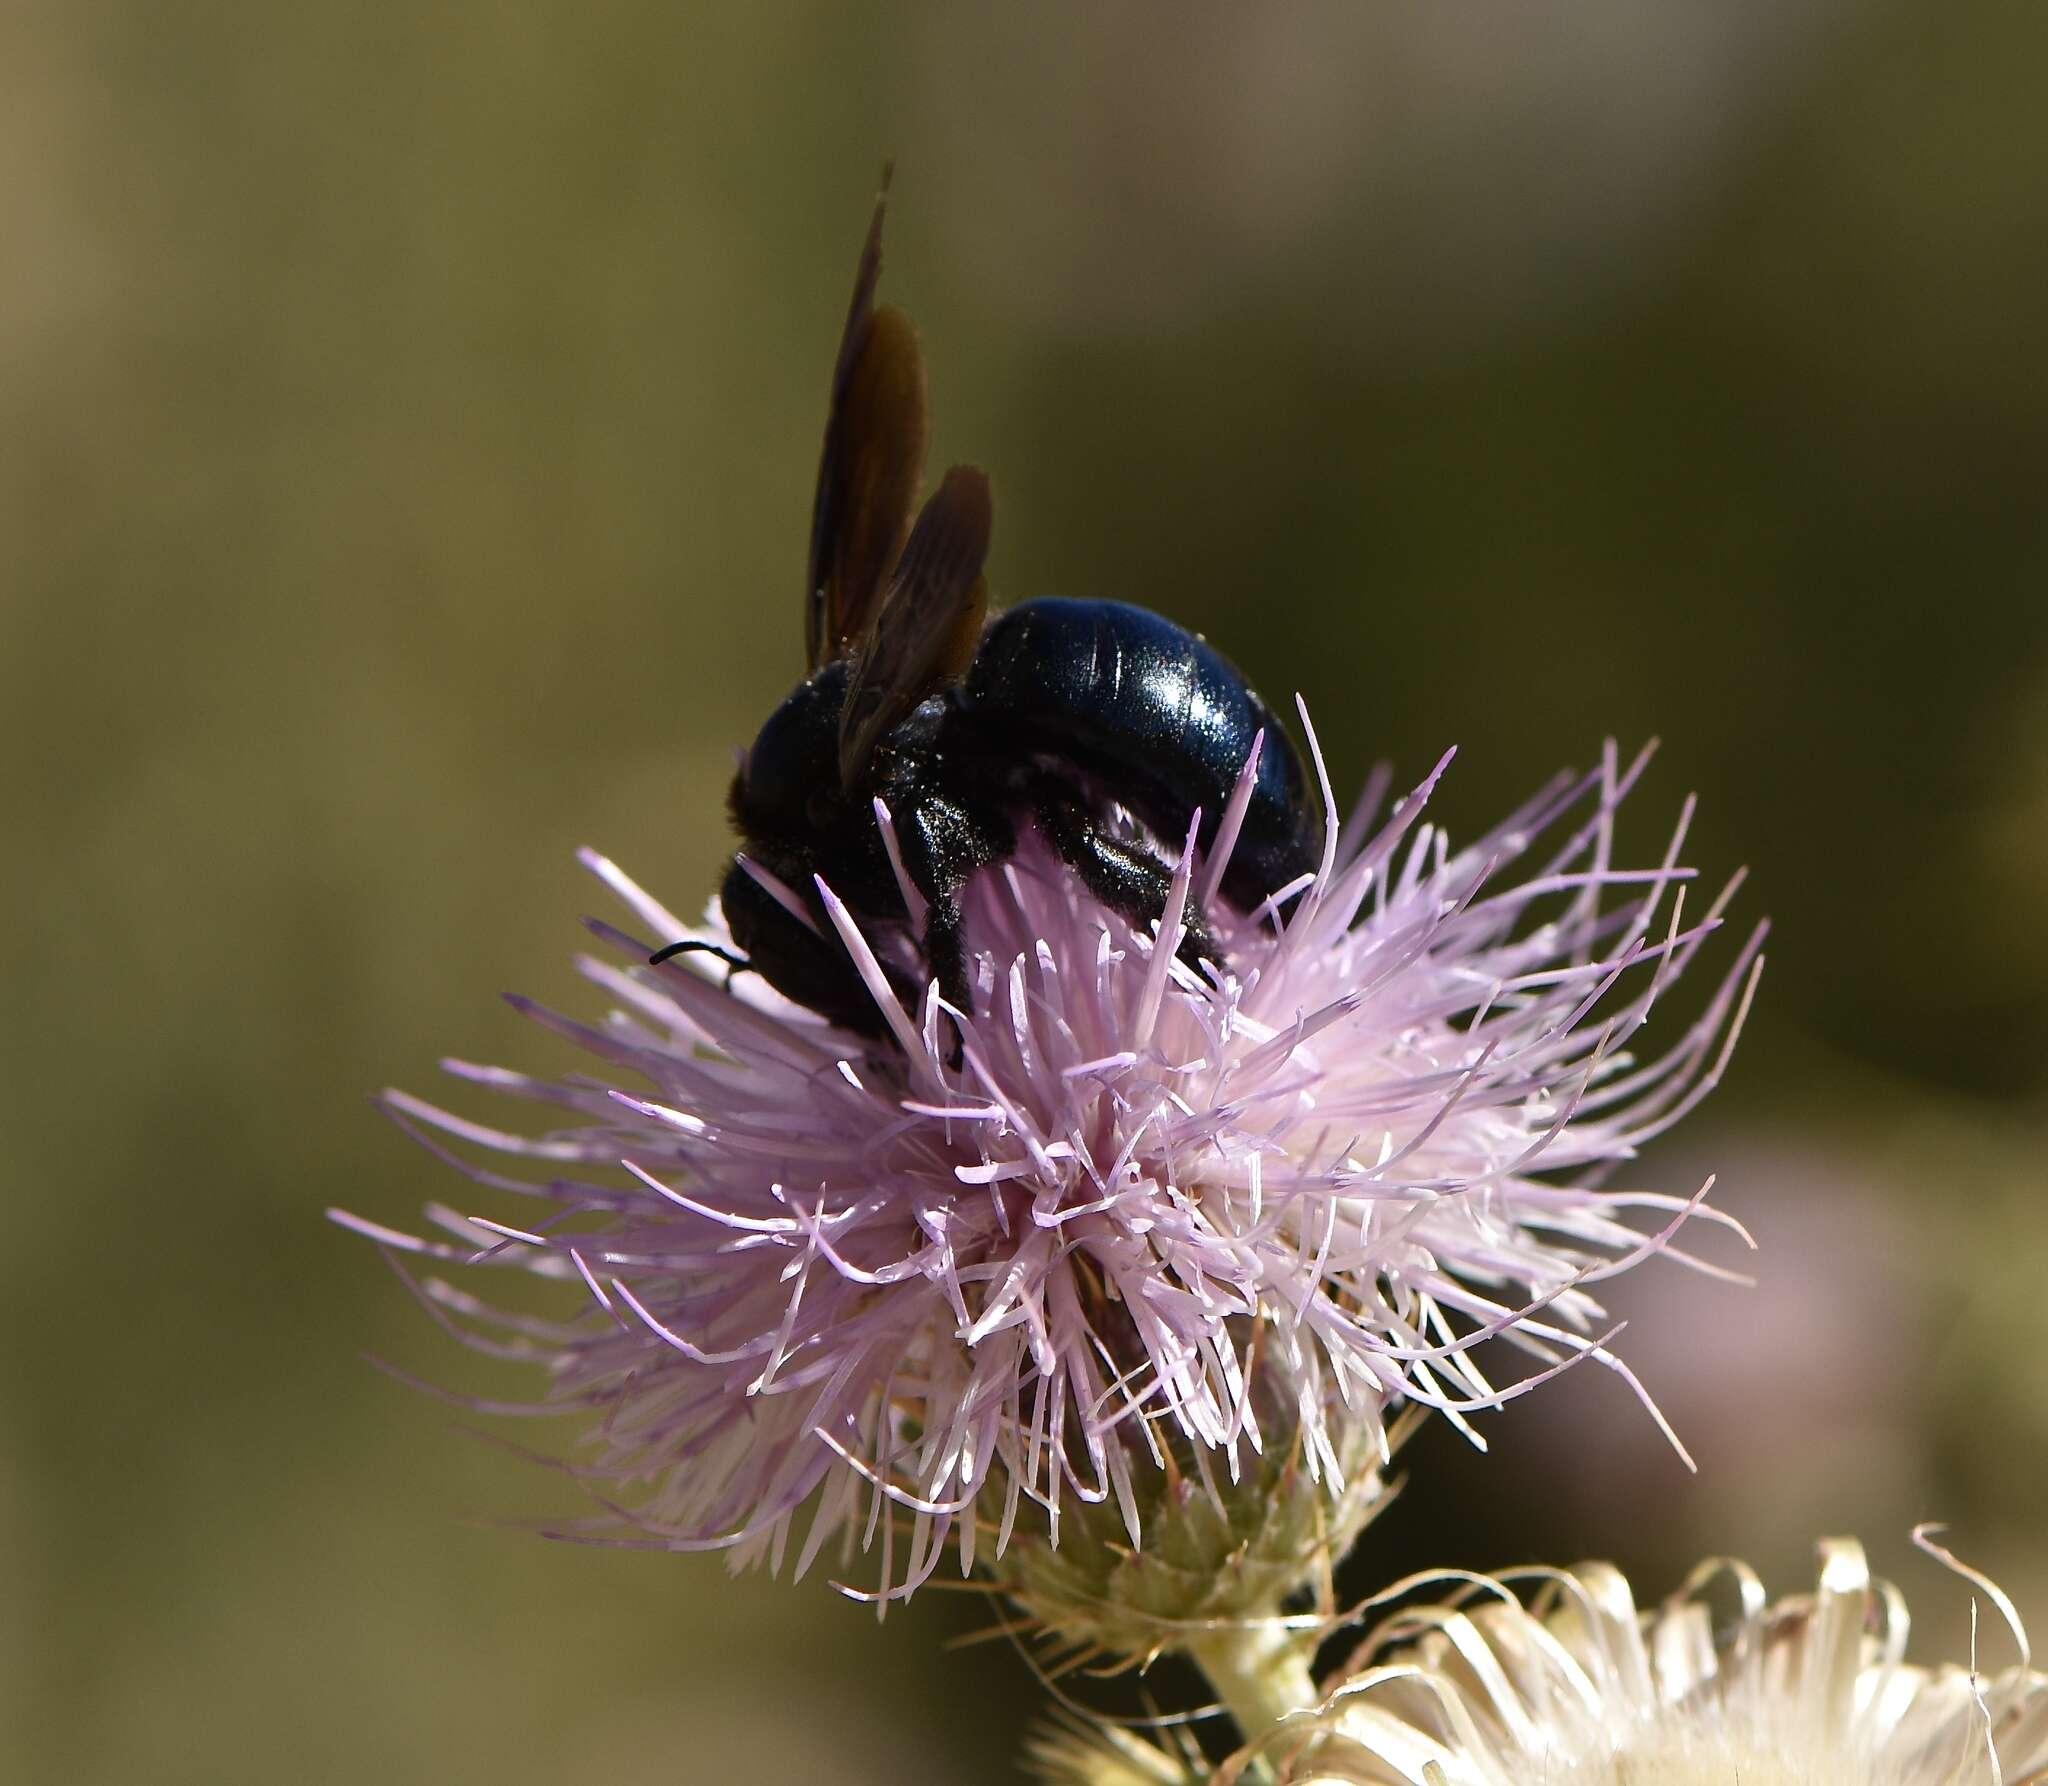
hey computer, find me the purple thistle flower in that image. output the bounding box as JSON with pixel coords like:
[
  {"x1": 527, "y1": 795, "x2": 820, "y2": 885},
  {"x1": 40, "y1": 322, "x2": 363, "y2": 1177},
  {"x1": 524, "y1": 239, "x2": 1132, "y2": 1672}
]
[{"x1": 336, "y1": 728, "x2": 1762, "y2": 1603}]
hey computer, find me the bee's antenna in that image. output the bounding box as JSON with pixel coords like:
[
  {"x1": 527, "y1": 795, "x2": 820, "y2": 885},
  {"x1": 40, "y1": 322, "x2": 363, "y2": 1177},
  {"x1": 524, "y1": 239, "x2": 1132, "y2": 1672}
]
[{"x1": 648, "y1": 940, "x2": 753, "y2": 985}]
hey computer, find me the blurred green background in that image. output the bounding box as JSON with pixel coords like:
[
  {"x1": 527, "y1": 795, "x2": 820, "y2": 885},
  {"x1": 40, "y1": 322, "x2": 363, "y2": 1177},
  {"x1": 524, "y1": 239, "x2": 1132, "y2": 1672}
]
[{"x1": 5, "y1": 2, "x2": 2047, "y2": 1780}]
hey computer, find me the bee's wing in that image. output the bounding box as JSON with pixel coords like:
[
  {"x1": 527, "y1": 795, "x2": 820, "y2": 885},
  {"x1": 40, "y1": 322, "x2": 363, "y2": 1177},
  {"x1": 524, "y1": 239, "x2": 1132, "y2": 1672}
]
[
  {"x1": 837, "y1": 465, "x2": 992, "y2": 788},
  {"x1": 805, "y1": 174, "x2": 929, "y2": 671}
]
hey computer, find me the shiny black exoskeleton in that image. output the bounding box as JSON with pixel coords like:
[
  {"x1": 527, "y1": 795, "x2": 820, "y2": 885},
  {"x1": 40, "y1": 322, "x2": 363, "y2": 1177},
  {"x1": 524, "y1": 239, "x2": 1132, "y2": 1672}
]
[
  {"x1": 965, "y1": 598, "x2": 1318, "y2": 922},
  {"x1": 657, "y1": 180, "x2": 1323, "y2": 1046},
  {"x1": 718, "y1": 597, "x2": 1321, "y2": 1037}
]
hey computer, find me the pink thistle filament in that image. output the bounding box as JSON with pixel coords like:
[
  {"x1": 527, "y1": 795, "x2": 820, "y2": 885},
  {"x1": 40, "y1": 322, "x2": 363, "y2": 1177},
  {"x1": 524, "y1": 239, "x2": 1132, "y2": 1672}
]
[{"x1": 336, "y1": 728, "x2": 1763, "y2": 1603}]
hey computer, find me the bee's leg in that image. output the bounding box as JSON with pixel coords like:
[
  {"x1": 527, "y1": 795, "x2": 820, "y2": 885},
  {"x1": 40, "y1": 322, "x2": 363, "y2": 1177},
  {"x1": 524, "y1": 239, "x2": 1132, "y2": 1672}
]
[
  {"x1": 714, "y1": 858, "x2": 911, "y2": 1039},
  {"x1": 895, "y1": 797, "x2": 1012, "y2": 1061},
  {"x1": 1029, "y1": 791, "x2": 1223, "y2": 975},
  {"x1": 922, "y1": 893, "x2": 969, "y2": 1036}
]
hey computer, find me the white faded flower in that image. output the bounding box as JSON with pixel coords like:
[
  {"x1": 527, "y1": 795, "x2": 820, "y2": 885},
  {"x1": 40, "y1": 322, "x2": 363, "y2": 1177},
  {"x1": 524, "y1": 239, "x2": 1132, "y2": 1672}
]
[
  {"x1": 336, "y1": 735, "x2": 1760, "y2": 1603},
  {"x1": 1276, "y1": 1539, "x2": 2048, "y2": 1786},
  {"x1": 1028, "y1": 1712, "x2": 1212, "y2": 1786}
]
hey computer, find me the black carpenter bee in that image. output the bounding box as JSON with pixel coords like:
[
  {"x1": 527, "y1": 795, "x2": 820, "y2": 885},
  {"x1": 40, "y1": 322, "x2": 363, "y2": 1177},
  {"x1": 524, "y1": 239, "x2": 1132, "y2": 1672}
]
[{"x1": 655, "y1": 181, "x2": 1324, "y2": 1045}]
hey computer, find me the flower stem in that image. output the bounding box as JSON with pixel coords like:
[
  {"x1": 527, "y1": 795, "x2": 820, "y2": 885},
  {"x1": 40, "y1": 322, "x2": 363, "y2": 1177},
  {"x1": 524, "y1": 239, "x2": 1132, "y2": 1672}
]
[{"x1": 1185, "y1": 1622, "x2": 1319, "y2": 1768}]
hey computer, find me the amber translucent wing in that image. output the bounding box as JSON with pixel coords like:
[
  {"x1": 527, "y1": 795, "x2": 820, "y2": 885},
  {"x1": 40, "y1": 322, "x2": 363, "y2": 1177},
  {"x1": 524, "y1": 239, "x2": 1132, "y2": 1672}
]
[
  {"x1": 837, "y1": 465, "x2": 993, "y2": 788},
  {"x1": 805, "y1": 181, "x2": 929, "y2": 670}
]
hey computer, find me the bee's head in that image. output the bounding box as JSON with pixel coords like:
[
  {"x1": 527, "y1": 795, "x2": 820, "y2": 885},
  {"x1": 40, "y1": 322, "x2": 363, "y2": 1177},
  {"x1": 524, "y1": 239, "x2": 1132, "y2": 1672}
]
[{"x1": 730, "y1": 660, "x2": 865, "y2": 842}]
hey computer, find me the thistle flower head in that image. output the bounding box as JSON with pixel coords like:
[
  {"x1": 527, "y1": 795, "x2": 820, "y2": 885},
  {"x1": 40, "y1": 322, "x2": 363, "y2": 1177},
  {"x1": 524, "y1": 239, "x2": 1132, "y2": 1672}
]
[
  {"x1": 337, "y1": 732, "x2": 1761, "y2": 1602},
  {"x1": 1267, "y1": 1537, "x2": 2048, "y2": 1786}
]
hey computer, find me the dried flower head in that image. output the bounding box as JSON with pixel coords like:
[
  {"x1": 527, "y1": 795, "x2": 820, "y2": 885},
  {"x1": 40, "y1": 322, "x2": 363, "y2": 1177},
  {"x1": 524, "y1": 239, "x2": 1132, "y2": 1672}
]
[
  {"x1": 1261, "y1": 1536, "x2": 2048, "y2": 1786},
  {"x1": 337, "y1": 733, "x2": 1760, "y2": 1602}
]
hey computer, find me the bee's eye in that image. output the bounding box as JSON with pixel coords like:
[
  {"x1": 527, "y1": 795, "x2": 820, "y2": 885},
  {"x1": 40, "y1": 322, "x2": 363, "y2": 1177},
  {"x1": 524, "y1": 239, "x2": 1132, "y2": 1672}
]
[{"x1": 805, "y1": 788, "x2": 839, "y2": 829}]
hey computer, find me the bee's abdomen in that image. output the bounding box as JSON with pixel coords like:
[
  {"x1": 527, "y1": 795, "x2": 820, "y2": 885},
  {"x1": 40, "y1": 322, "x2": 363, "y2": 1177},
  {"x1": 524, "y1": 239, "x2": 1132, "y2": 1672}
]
[{"x1": 964, "y1": 599, "x2": 1321, "y2": 912}]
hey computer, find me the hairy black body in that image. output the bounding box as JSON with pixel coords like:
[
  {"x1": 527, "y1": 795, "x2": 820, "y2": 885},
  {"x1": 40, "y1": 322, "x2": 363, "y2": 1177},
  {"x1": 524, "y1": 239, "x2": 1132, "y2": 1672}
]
[
  {"x1": 717, "y1": 598, "x2": 1322, "y2": 1039},
  {"x1": 655, "y1": 179, "x2": 1322, "y2": 1048}
]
